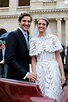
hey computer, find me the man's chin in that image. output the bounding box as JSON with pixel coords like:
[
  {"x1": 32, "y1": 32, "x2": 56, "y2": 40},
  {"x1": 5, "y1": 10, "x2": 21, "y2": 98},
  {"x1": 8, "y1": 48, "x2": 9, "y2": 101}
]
[{"x1": 23, "y1": 29, "x2": 29, "y2": 31}]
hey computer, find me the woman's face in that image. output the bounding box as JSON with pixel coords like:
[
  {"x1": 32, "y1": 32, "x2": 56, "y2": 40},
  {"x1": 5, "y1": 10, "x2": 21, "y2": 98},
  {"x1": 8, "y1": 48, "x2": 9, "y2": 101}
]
[{"x1": 37, "y1": 19, "x2": 47, "y2": 33}]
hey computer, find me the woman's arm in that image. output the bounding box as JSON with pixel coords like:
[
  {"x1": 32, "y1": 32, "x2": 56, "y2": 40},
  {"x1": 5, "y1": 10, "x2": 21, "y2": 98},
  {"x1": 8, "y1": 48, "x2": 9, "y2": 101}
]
[
  {"x1": 29, "y1": 56, "x2": 37, "y2": 82},
  {"x1": 31, "y1": 56, "x2": 37, "y2": 72},
  {"x1": 55, "y1": 51, "x2": 66, "y2": 85}
]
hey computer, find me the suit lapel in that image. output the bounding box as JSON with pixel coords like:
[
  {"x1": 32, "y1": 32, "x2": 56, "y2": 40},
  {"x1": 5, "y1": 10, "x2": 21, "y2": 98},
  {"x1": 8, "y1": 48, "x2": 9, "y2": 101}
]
[{"x1": 17, "y1": 28, "x2": 28, "y2": 49}]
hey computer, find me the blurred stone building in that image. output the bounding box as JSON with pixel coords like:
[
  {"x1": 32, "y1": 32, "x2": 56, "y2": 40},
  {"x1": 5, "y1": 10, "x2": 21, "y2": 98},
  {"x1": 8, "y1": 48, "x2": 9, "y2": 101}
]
[{"x1": 0, "y1": 0, "x2": 68, "y2": 46}]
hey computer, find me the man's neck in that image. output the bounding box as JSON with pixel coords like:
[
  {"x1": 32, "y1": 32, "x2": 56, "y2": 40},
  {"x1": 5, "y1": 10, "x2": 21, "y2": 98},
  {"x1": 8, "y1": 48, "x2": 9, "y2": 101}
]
[{"x1": 18, "y1": 27, "x2": 27, "y2": 34}]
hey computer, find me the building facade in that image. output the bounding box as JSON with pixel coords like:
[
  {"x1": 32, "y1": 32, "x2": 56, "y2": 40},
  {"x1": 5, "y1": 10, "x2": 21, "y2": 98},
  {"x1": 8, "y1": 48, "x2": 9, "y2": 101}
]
[{"x1": 0, "y1": 0, "x2": 68, "y2": 46}]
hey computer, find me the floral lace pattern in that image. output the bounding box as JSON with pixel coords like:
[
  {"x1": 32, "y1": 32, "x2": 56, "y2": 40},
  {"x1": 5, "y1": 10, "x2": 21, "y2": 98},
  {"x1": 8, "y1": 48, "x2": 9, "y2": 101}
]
[
  {"x1": 29, "y1": 34, "x2": 62, "y2": 102},
  {"x1": 29, "y1": 34, "x2": 62, "y2": 56}
]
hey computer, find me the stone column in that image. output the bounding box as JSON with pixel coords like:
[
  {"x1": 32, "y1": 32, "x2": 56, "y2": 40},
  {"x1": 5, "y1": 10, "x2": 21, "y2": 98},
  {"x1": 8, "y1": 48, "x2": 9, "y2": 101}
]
[
  {"x1": 64, "y1": 18, "x2": 68, "y2": 46},
  {"x1": 9, "y1": 0, "x2": 18, "y2": 13},
  {"x1": 30, "y1": 19, "x2": 35, "y2": 37},
  {"x1": 56, "y1": 18, "x2": 62, "y2": 43}
]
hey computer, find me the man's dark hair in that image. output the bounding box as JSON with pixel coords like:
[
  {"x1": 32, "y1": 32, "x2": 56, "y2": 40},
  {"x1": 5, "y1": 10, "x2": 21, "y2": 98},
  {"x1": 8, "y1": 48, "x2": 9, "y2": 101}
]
[{"x1": 18, "y1": 13, "x2": 32, "y2": 22}]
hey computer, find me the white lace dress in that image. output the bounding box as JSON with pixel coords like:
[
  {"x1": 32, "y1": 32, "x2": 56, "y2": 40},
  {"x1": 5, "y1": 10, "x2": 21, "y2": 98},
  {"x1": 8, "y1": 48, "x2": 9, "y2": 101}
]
[{"x1": 29, "y1": 34, "x2": 63, "y2": 102}]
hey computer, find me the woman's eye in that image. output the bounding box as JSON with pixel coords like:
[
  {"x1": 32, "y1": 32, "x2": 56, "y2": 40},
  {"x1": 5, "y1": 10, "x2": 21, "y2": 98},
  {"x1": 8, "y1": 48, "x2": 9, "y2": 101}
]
[
  {"x1": 38, "y1": 23, "x2": 47, "y2": 26},
  {"x1": 43, "y1": 23, "x2": 46, "y2": 26},
  {"x1": 38, "y1": 23, "x2": 41, "y2": 25}
]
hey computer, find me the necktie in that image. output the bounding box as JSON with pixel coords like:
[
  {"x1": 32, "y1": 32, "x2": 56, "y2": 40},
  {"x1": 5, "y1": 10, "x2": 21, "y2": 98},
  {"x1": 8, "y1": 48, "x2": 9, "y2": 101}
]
[{"x1": 24, "y1": 33, "x2": 29, "y2": 49}]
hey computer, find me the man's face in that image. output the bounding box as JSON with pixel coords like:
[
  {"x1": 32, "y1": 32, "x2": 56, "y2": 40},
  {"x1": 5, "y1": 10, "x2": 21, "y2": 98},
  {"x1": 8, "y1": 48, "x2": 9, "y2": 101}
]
[
  {"x1": 19, "y1": 16, "x2": 31, "y2": 31},
  {"x1": 1, "y1": 44, "x2": 5, "y2": 49}
]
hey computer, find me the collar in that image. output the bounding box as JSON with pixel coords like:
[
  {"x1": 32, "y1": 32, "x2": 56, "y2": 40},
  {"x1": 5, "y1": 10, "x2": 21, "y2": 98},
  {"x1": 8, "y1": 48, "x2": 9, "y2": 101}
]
[{"x1": 18, "y1": 27, "x2": 27, "y2": 35}]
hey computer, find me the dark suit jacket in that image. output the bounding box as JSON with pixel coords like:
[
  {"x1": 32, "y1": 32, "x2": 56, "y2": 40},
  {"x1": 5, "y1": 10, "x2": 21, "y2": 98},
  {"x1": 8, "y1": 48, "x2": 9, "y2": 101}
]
[{"x1": 5, "y1": 28, "x2": 29, "y2": 80}]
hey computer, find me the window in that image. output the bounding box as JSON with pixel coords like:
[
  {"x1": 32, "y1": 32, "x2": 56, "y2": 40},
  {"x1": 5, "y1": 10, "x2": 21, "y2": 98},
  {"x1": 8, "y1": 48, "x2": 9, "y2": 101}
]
[
  {"x1": 18, "y1": 0, "x2": 30, "y2": 6},
  {"x1": 0, "y1": 0, "x2": 9, "y2": 7}
]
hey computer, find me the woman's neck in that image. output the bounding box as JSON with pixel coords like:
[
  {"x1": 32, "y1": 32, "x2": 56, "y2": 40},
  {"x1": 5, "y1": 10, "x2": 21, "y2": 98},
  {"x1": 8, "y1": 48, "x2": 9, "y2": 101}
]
[{"x1": 38, "y1": 32, "x2": 46, "y2": 37}]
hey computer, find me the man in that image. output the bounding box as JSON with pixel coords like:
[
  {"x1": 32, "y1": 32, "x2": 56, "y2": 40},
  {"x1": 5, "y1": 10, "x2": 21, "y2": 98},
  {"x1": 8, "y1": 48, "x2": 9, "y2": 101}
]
[
  {"x1": 60, "y1": 45, "x2": 65, "y2": 64},
  {"x1": 0, "y1": 40, "x2": 4, "y2": 77},
  {"x1": 0, "y1": 40, "x2": 3, "y2": 62},
  {"x1": 5, "y1": 13, "x2": 37, "y2": 81},
  {"x1": 0, "y1": 40, "x2": 6, "y2": 77}
]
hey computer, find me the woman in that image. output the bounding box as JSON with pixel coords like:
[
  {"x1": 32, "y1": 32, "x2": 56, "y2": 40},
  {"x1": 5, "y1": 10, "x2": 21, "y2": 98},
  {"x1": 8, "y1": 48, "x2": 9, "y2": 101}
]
[{"x1": 29, "y1": 17, "x2": 66, "y2": 102}]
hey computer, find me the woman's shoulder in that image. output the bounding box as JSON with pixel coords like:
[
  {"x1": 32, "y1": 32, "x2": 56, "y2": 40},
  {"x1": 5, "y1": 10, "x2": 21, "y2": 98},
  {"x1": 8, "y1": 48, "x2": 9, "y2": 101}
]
[
  {"x1": 47, "y1": 34, "x2": 59, "y2": 41},
  {"x1": 47, "y1": 34, "x2": 57, "y2": 38},
  {"x1": 29, "y1": 36, "x2": 38, "y2": 42}
]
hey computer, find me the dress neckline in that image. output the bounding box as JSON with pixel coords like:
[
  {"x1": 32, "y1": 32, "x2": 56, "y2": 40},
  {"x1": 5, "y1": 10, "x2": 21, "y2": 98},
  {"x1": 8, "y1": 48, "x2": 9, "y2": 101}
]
[{"x1": 37, "y1": 34, "x2": 49, "y2": 38}]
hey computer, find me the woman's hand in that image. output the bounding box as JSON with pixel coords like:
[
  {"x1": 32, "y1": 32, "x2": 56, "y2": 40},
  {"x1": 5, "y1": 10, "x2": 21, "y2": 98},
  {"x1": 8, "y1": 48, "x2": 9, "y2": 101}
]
[
  {"x1": 27, "y1": 72, "x2": 37, "y2": 82},
  {"x1": 31, "y1": 72, "x2": 37, "y2": 82},
  {"x1": 30, "y1": 72, "x2": 37, "y2": 82},
  {"x1": 61, "y1": 74, "x2": 66, "y2": 85}
]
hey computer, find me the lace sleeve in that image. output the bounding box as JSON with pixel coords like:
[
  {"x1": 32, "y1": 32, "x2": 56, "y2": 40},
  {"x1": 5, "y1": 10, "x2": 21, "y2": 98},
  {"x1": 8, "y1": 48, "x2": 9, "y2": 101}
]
[
  {"x1": 29, "y1": 38, "x2": 37, "y2": 56},
  {"x1": 52, "y1": 35, "x2": 63, "y2": 52}
]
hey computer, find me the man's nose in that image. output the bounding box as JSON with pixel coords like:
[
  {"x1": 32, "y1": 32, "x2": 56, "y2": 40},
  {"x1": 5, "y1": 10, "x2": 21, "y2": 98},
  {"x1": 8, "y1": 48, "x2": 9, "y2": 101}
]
[{"x1": 40, "y1": 24, "x2": 43, "y2": 27}]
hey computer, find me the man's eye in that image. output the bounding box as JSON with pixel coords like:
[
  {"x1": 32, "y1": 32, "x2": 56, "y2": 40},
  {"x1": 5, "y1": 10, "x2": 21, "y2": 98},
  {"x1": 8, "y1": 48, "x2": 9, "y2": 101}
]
[
  {"x1": 28, "y1": 20, "x2": 31, "y2": 23},
  {"x1": 22, "y1": 20, "x2": 31, "y2": 23},
  {"x1": 23, "y1": 20, "x2": 26, "y2": 22}
]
